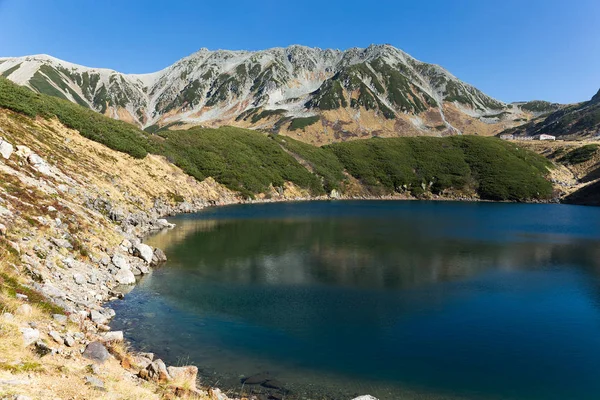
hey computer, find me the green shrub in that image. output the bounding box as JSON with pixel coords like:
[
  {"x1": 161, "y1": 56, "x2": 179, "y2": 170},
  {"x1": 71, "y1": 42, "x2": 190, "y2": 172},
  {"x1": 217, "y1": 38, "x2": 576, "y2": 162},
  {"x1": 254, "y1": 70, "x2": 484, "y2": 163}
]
[
  {"x1": 560, "y1": 145, "x2": 599, "y2": 165},
  {"x1": 289, "y1": 116, "x2": 320, "y2": 131},
  {"x1": 0, "y1": 78, "x2": 149, "y2": 158},
  {"x1": 272, "y1": 135, "x2": 344, "y2": 192},
  {"x1": 152, "y1": 126, "x2": 324, "y2": 197}
]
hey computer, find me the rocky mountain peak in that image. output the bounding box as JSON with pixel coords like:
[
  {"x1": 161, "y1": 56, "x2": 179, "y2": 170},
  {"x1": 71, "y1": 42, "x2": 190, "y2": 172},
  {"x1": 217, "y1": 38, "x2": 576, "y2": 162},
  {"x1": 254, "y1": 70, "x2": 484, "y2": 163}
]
[{"x1": 0, "y1": 44, "x2": 533, "y2": 142}]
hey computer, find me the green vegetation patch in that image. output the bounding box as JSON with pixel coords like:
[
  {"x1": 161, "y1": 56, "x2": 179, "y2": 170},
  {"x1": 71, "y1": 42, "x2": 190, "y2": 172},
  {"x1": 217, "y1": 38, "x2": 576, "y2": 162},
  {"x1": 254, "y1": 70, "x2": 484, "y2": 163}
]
[
  {"x1": 289, "y1": 116, "x2": 320, "y2": 131},
  {"x1": 1, "y1": 63, "x2": 21, "y2": 78},
  {"x1": 273, "y1": 135, "x2": 344, "y2": 192},
  {"x1": 326, "y1": 136, "x2": 552, "y2": 200},
  {"x1": 521, "y1": 101, "x2": 559, "y2": 113},
  {"x1": 560, "y1": 145, "x2": 599, "y2": 165},
  {"x1": 151, "y1": 126, "x2": 323, "y2": 197},
  {"x1": 0, "y1": 77, "x2": 149, "y2": 158},
  {"x1": 0, "y1": 272, "x2": 65, "y2": 315}
]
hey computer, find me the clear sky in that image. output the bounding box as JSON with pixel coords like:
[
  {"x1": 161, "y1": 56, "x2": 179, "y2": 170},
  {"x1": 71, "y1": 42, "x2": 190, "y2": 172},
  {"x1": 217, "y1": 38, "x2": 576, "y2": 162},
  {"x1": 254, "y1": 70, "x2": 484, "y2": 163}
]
[{"x1": 0, "y1": 0, "x2": 598, "y2": 104}]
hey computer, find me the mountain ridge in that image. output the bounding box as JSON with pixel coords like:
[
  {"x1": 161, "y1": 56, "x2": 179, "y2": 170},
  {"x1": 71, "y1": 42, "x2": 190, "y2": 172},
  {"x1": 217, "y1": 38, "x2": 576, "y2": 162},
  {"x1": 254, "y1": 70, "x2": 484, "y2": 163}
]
[{"x1": 0, "y1": 44, "x2": 552, "y2": 143}]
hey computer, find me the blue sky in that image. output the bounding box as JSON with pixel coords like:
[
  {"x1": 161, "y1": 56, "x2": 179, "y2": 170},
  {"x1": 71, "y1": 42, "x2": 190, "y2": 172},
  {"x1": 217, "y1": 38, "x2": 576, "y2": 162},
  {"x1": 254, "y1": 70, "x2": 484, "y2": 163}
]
[{"x1": 0, "y1": 0, "x2": 598, "y2": 103}]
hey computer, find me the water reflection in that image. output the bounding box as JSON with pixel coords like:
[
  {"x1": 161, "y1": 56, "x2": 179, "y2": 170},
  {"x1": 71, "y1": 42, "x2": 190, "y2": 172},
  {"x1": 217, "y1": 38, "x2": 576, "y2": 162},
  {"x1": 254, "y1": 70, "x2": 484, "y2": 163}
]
[{"x1": 112, "y1": 202, "x2": 600, "y2": 400}]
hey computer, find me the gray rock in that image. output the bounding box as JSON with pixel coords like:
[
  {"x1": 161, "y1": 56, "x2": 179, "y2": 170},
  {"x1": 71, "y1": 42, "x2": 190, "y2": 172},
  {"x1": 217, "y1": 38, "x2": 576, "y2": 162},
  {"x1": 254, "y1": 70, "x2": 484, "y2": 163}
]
[
  {"x1": 111, "y1": 253, "x2": 129, "y2": 270},
  {"x1": 15, "y1": 145, "x2": 32, "y2": 158},
  {"x1": 101, "y1": 331, "x2": 124, "y2": 342},
  {"x1": 133, "y1": 243, "x2": 153, "y2": 264},
  {"x1": 351, "y1": 397, "x2": 379, "y2": 400},
  {"x1": 115, "y1": 268, "x2": 136, "y2": 285},
  {"x1": 41, "y1": 283, "x2": 66, "y2": 299},
  {"x1": 49, "y1": 330, "x2": 63, "y2": 344},
  {"x1": 64, "y1": 335, "x2": 76, "y2": 347},
  {"x1": 100, "y1": 255, "x2": 110, "y2": 266},
  {"x1": 73, "y1": 273, "x2": 85, "y2": 285},
  {"x1": 20, "y1": 327, "x2": 40, "y2": 346},
  {"x1": 53, "y1": 314, "x2": 68, "y2": 324},
  {"x1": 62, "y1": 257, "x2": 75, "y2": 268},
  {"x1": 2, "y1": 312, "x2": 14, "y2": 321},
  {"x1": 15, "y1": 304, "x2": 33, "y2": 316},
  {"x1": 109, "y1": 208, "x2": 125, "y2": 222},
  {"x1": 0, "y1": 223, "x2": 6, "y2": 236},
  {"x1": 15, "y1": 293, "x2": 28, "y2": 301},
  {"x1": 27, "y1": 153, "x2": 52, "y2": 175},
  {"x1": 51, "y1": 237, "x2": 72, "y2": 249},
  {"x1": 138, "y1": 352, "x2": 154, "y2": 361},
  {"x1": 34, "y1": 341, "x2": 52, "y2": 357},
  {"x1": 155, "y1": 218, "x2": 175, "y2": 229},
  {"x1": 83, "y1": 341, "x2": 109, "y2": 363},
  {"x1": 90, "y1": 310, "x2": 109, "y2": 325},
  {"x1": 0, "y1": 138, "x2": 14, "y2": 160},
  {"x1": 152, "y1": 248, "x2": 167, "y2": 265},
  {"x1": 85, "y1": 375, "x2": 105, "y2": 390},
  {"x1": 14, "y1": 395, "x2": 33, "y2": 400},
  {"x1": 146, "y1": 359, "x2": 171, "y2": 382}
]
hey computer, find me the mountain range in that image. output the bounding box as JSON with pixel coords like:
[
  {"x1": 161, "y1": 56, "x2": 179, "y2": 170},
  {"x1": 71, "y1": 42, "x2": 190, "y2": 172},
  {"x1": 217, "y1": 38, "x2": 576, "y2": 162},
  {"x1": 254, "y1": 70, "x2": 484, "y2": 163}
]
[
  {"x1": 0, "y1": 44, "x2": 559, "y2": 144},
  {"x1": 501, "y1": 89, "x2": 600, "y2": 140}
]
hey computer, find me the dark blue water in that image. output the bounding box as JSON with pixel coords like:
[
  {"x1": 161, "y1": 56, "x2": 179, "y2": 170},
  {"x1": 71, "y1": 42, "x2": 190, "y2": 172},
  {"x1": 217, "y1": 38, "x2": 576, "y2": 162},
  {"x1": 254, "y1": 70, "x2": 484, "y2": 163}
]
[{"x1": 110, "y1": 201, "x2": 600, "y2": 400}]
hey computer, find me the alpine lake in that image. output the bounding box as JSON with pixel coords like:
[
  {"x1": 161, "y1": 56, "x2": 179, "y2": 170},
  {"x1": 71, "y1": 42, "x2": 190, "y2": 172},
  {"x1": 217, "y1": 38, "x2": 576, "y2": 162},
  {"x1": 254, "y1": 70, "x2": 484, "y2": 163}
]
[{"x1": 109, "y1": 201, "x2": 600, "y2": 400}]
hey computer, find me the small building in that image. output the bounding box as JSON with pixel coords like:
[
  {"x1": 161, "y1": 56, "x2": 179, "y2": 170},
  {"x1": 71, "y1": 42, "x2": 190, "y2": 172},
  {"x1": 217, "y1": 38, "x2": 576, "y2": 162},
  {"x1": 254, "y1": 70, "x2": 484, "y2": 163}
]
[
  {"x1": 499, "y1": 134, "x2": 514, "y2": 140},
  {"x1": 539, "y1": 134, "x2": 556, "y2": 141}
]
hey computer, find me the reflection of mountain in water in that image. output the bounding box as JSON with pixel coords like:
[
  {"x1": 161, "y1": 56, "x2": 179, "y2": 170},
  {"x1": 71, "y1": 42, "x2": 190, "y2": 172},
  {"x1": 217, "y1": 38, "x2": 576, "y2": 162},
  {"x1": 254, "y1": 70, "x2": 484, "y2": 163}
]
[
  {"x1": 116, "y1": 202, "x2": 600, "y2": 400},
  {"x1": 142, "y1": 210, "x2": 600, "y2": 340},
  {"x1": 149, "y1": 216, "x2": 600, "y2": 290}
]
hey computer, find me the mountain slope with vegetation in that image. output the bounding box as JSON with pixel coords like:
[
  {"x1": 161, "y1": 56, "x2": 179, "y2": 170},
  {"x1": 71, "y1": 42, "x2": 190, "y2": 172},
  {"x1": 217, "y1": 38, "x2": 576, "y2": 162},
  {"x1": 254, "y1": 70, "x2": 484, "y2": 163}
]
[
  {"x1": 0, "y1": 77, "x2": 554, "y2": 202},
  {"x1": 500, "y1": 89, "x2": 600, "y2": 139},
  {"x1": 0, "y1": 46, "x2": 549, "y2": 143}
]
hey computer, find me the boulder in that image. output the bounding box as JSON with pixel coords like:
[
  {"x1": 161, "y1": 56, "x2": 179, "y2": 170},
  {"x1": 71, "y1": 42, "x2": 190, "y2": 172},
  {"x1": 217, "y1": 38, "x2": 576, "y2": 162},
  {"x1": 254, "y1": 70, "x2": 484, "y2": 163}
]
[
  {"x1": 41, "y1": 284, "x2": 66, "y2": 299},
  {"x1": 15, "y1": 304, "x2": 33, "y2": 316},
  {"x1": 64, "y1": 335, "x2": 76, "y2": 347},
  {"x1": 133, "y1": 243, "x2": 153, "y2": 264},
  {"x1": 111, "y1": 253, "x2": 130, "y2": 270},
  {"x1": 15, "y1": 293, "x2": 28, "y2": 301},
  {"x1": 0, "y1": 138, "x2": 13, "y2": 160},
  {"x1": 351, "y1": 397, "x2": 379, "y2": 400},
  {"x1": 83, "y1": 341, "x2": 109, "y2": 363},
  {"x1": 20, "y1": 328, "x2": 40, "y2": 346},
  {"x1": 101, "y1": 331, "x2": 124, "y2": 342},
  {"x1": 73, "y1": 273, "x2": 85, "y2": 285},
  {"x1": 15, "y1": 145, "x2": 32, "y2": 158},
  {"x1": 0, "y1": 223, "x2": 6, "y2": 236},
  {"x1": 90, "y1": 310, "x2": 109, "y2": 325},
  {"x1": 145, "y1": 359, "x2": 171, "y2": 383},
  {"x1": 51, "y1": 237, "x2": 72, "y2": 249},
  {"x1": 49, "y1": 330, "x2": 63, "y2": 344},
  {"x1": 155, "y1": 219, "x2": 175, "y2": 229},
  {"x1": 27, "y1": 153, "x2": 52, "y2": 175},
  {"x1": 85, "y1": 375, "x2": 105, "y2": 390},
  {"x1": 52, "y1": 314, "x2": 68, "y2": 324},
  {"x1": 167, "y1": 365, "x2": 198, "y2": 390},
  {"x1": 152, "y1": 248, "x2": 167, "y2": 265},
  {"x1": 115, "y1": 269, "x2": 136, "y2": 285}
]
